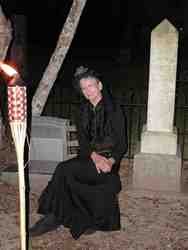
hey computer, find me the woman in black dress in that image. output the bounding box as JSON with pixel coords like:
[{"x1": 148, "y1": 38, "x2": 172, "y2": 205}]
[{"x1": 29, "y1": 66, "x2": 128, "y2": 239}]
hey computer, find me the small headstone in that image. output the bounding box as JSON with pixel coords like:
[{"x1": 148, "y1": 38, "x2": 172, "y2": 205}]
[{"x1": 30, "y1": 116, "x2": 69, "y2": 162}]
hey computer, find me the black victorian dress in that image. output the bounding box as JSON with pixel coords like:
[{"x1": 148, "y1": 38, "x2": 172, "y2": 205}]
[{"x1": 37, "y1": 98, "x2": 127, "y2": 239}]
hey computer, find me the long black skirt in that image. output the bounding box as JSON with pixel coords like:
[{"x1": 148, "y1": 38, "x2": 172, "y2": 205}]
[{"x1": 37, "y1": 157, "x2": 122, "y2": 239}]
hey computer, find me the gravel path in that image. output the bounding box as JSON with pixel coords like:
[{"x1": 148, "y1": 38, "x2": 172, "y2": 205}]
[{"x1": 1, "y1": 160, "x2": 188, "y2": 250}]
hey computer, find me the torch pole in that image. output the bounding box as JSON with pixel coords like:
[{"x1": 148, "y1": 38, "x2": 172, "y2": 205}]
[
  {"x1": 0, "y1": 63, "x2": 28, "y2": 250},
  {"x1": 8, "y1": 86, "x2": 27, "y2": 250},
  {"x1": 10, "y1": 122, "x2": 26, "y2": 250}
]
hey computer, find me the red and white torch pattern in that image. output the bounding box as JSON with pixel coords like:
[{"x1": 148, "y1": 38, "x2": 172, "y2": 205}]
[{"x1": 8, "y1": 86, "x2": 27, "y2": 122}]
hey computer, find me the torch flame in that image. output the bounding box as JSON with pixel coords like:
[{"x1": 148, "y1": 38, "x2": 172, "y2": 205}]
[{"x1": 0, "y1": 62, "x2": 18, "y2": 77}]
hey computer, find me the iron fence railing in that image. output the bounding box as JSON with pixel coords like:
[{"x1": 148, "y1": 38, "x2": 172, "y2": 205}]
[{"x1": 42, "y1": 85, "x2": 188, "y2": 161}]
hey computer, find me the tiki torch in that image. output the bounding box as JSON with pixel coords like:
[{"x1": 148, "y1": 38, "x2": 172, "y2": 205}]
[{"x1": 0, "y1": 63, "x2": 27, "y2": 250}]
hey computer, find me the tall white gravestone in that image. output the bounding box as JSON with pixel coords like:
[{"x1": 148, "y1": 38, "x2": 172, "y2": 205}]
[
  {"x1": 141, "y1": 19, "x2": 178, "y2": 155},
  {"x1": 133, "y1": 19, "x2": 182, "y2": 192}
]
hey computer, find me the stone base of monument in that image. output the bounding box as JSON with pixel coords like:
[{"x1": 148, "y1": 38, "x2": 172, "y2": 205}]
[
  {"x1": 141, "y1": 125, "x2": 177, "y2": 155},
  {"x1": 132, "y1": 150, "x2": 182, "y2": 192},
  {"x1": 0, "y1": 161, "x2": 57, "y2": 193}
]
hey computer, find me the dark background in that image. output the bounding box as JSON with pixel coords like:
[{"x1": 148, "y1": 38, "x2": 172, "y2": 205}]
[
  {"x1": 1, "y1": 1, "x2": 122, "y2": 51},
  {"x1": 0, "y1": 1, "x2": 187, "y2": 91},
  {"x1": 1, "y1": 1, "x2": 184, "y2": 51},
  {"x1": 1, "y1": 1, "x2": 186, "y2": 59}
]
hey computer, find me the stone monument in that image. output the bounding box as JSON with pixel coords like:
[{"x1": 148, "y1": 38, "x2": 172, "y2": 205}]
[
  {"x1": 133, "y1": 19, "x2": 182, "y2": 192},
  {"x1": 29, "y1": 116, "x2": 70, "y2": 173}
]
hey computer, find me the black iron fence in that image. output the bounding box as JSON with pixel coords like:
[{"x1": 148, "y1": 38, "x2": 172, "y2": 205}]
[{"x1": 42, "y1": 83, "x2": 188, "y2": 161}]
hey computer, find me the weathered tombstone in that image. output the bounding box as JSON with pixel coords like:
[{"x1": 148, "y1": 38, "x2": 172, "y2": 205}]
[
  {"x1": 29, "y1": 116, "x2": 70, "y2": 173},
  {"x1": 0, "y1": 116, "x2": 71, "y2": 193},
  {"x1": 28, "y1": 116, "x2": 79, "y2": 192},
  {"x1": 133, "y1": 19, "x2": 182, "y2": 192}
]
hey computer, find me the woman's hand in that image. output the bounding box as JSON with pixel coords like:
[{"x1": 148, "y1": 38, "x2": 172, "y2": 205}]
[{"x1": 90, "y1": 152, "x2": 114, "y2": 174}]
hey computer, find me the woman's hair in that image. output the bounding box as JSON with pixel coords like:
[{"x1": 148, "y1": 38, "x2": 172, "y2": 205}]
[{"x1": 72, "y1": 66, "x2": 101, "y2": 94}]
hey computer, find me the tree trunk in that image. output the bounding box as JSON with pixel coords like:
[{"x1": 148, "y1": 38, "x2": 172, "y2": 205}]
[
  {"x1": 0, "y1": 5, "x2": 12, "y2": 60},
  {"x1": 9, "y1": 15, "x2": 27, "y2": 79},
  {"x1": 32, "y1": 0, "x2": 87, "y2": 116},
  {"x1": 0, "y1": 5, "x2": 12, "y2": 146}
]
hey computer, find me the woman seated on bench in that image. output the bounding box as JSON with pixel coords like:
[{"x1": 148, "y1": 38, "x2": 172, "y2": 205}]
[{"x1": 29, "y1": 66, "x2": 128, "y2": 239}]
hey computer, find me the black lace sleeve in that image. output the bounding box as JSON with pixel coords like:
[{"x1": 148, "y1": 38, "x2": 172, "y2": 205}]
[
  {"x1": 75, "y1": 105, "x2": 93, "y2": 158},
  {"x1": 110, "y1": 104, "x2": 128, "y2": 164}
]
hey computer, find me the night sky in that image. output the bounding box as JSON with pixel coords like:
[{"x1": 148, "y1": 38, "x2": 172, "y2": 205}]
[
  {"x1": 1, "y1": 1, "x2": 122, "y2": 50},
  {"x1": 1, "y1": 1, "x2": 186, "y2": 54},
  {"x1": 0, "y1": 0, "x2": 187, "y2": 85},
  {"x1": 0, "y1": 0, "x2": 187, "y2": 114}
]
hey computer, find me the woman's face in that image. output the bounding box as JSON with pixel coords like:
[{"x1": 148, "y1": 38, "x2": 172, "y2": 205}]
[{"x1": 79, "y1": 77, "x2": 102, "y2": 105}]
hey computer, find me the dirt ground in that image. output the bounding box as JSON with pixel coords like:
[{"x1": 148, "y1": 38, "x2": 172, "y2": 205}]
[{"x1": 1, "y1": 143, "x2": 188, "y2": 250}]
